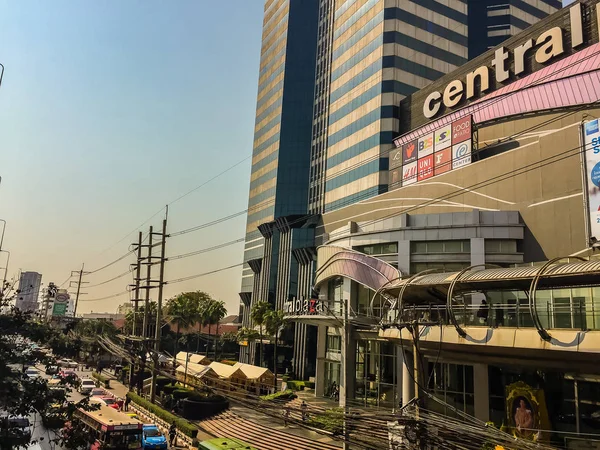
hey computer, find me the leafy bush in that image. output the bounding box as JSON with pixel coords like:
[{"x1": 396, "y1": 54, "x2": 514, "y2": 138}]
[
  {"x1": 172, "y1": 389, "x2": 192, "y2": 400},
  {"x1": 286, "y1": 381, "x2": 305, "y2": 391},
  {"x1": 91, "y1": 371, "x2": 110, "y2": 388},
  {"x1": 306, "y1": 408, "x2": 344, "y2": 436},
  {"x1": 162, "y1": 384, "x2": 178, "y2": 395},
  {"x1": 126, "y1": 392, "x2": 198, "y2": 438},
  {"x1": 281, "y1": 375, "x2": 290, "y2": 382},
  {"x1": 304, "y1": 381, "x2": 315, "y2": 389},
  {"x1": 260, "y1": 390, "x2": 297, "y2": 402}
]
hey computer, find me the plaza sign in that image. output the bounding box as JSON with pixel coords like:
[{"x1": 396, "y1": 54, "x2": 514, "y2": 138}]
[
  {"x1": 283, "y1": 296, "x2": 324, "y2": 315},
  {"x1": 582, "y1": 119, "x2": 600, "y2": 244},
  {"x1": 423, "y1": 3, "x2": 589, "y2": 120}
]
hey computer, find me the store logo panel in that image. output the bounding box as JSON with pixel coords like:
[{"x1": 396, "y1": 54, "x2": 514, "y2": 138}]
[
  {"x1": 402, "y1": 161, "x2": 417, "y2": 186},
  {"x1": 452, "y1": 116, "x2": 472, "y2": 145},
  {"x1": 389, "y1": 147, "x2": 403, "y2": 169},
  {"x1": 418, "y1": 133, "x2": 434, "y2": 158},
  {"x1": 452, "y1": 140, "x2": 472, "y2": 169},
  {"x1": 434, "y1": 148, "x2": 452, "y2": 175},
  {"x1": 402, "y1": 140, "x2": 417, "y2": 164},
  {"x1": 417, "y1": 155, "x2": 434, "y2": 181},
  {"x1": 434, "y1": 125, "x2": 451, "y2": 151}
]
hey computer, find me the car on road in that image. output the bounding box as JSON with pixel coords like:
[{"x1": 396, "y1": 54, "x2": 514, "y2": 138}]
[
  {"x1": 79, "y1": 379, "x2": 96, "y2": 395},
  {"x1": 59, "y1": 369, "x2": 78, "y2": 381},
  {"x1": 0, "y1": 416, "x2": 32, "y2": 442},
  {"x1": 24, "y1": 367, "x2": 40, "y2": 379},
  {"x1": 100, "y1": 396, "x2": 120, "y2": 410},
  {"x1": 90, "y1": 387, "x2": 105, "y2": 397},
  {"x1": 57, "y1": 358, "x2": 78, "y2": 368},
  {"x1": 141, "y1": 424, "x2": 167, "y2": 450},
  {"x1": 45, "y1": 364, "x2": 59, "y2": 375}
]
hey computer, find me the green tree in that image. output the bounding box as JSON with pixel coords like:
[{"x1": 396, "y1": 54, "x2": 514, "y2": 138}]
[
  {"x1": 251, "y1": 301, "x2": 272, "y2": 367},
  {"x1": 124, "y1": 301, "x2": 158, "y2": 337},
  {"x1": 165, "y1": 292, "x2": 202, "y2": 361},
  {"x1": 265, "y1": 309, "x2": 287, "y2": 388},
  {"x1": 206, "y1": 299, "x2": 227, "y2": 359}
]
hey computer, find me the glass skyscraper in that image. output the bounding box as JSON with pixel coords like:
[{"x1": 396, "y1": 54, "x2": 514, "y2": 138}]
[{"x1": 240, "y1": 0, "x2": 560, "y2": 372}]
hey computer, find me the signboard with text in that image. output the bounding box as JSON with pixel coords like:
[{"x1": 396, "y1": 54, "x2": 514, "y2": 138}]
[
  {"x1": 390, "y1": 115, "x2": 473, "y2": 190},
  {"x1": 582, "y1": 119, "x2": 600, "y2": 243}
]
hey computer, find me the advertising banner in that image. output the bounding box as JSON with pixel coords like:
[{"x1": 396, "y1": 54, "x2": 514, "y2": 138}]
[
  {"x1": 389, "y1": 168, "x2": 401, "y2": 186},
  {"x1": 452, "y1": 116, "x2": 472, "y2": 145},
  {"x1": 389, "y1": 147, "x2": 403, "y2": 169},
  {"x1": 417, "y1": 154, "x2": 434, "y2": 181},
  {"x1": 52, "y1": 303, "x2": 67, "y2": 316},
  {"x1": 434, "y1": 124, "x2": 451, "y2": 151},
  {"x1": 402, "y1": 161, "x2": 417, "y2": 186},
  {"x1": 434, "y1": 148, "x2": 452, "y2": 175},
  {"x1": 452, "y1": 140, "x2": 472, "y2": 169},
  {"x1": 402, "y1": 140, "x2": 417, "y2": 165},
  {"x1": 417, "y1": 132, "x2": 433, "y2": 158},
  {"x1": 583, "y1": 119, "x2": 600, "y2": 242}
]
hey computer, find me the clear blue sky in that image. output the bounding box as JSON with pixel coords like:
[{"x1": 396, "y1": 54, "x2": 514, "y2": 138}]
[{"x1": 0, "y1": 1, "x2": 264, "y2": 315}]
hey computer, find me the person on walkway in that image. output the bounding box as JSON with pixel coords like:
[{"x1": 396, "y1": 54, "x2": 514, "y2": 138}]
[
  {"x1": 329, "y1": 381, "x2": 337, "y2": 400},
  {"x1": 301, "y1": 401, "x2": 308, "y2": 422},
  {"x1": 123, "y1": 396, "x2": 131, "y2": 412},
  {"x1": 168, "y1": 422, "x2": 177, "y2": 447},
  {"x1": 283, "y1": 406, "x2": 290, "y2": 426}
]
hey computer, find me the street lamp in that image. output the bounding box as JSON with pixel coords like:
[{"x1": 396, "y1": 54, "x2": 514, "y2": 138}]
[
  {"x1": 0, "y1": 63, "x2": 5, "y2": 88},
  {"x1": 0, "y1": 250, "x2": 11, "y2": 287},
  {"x1": 0, "y1": 219, "x2": 7, "y2": 251}
]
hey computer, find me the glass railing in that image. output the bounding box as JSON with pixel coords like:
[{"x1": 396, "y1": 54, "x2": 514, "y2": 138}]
[{"x1": 396, "y1": 300, "x2": 600, "y2": 331}]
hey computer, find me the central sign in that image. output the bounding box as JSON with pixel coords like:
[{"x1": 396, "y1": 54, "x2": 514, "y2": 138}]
[
  {"x1": 283, "y1": 296, "x2": 324, "y2": 315},
  {"x1": 423, "y1": 4, "x2": 588, "y2": 120}
]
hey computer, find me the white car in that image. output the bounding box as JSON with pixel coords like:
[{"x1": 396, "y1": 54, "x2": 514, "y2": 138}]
[
  {"x1": 25, "y1": 367, "x2": 40, "y2": 379},
  {"x1": 58, "y1": 359, "x2": 78, "y2": 369},
  {"x1": 79, "y1": 379, "x2": 96, "y2": 395}
]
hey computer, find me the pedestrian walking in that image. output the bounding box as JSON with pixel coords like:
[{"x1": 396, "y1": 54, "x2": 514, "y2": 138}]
[
  {"x1": 283, "y1": 406, "x2": 290, "y2": 426},
  {"x1": 124, "y1": 396, "x2": 131, "y2": 412},
  {"x1": 168, "y1": 422, "x2": 177, "y2": 447},
  {"x1": 301, "y1": 401, "x2": 308, "y2": 422}
]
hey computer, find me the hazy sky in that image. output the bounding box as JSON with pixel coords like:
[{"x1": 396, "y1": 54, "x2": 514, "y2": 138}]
[{"x1": 0, "y1": 1, "x2": 264, "y2": 315}]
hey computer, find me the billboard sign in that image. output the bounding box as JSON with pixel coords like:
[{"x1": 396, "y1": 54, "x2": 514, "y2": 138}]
[
  {"x1": 452, "y1": 140, "x2": 472, "y2": 169},
  {"x1": 434, "y1": 148, "x2": 452, "y2": 175},
  {"x1": 418, "y1": 133, "x2": 433, "y2": 158},
  {"x1": 582, "y1": 119, "x2": 600, "y2": 242},
  {"x1": 434, "y1": 125, "x2": 451, "y2": 151},
  {"x1": 390, "y1": 115, "x2": 473, "y2": 190},
  {"x1": 52, "y1": 303, "x2": 67, "y2": 316},
  {"x1": 452, "y1": 116, "x2": 472, "y2": 145},
  {"x1": 402, "y1": 140, "x2": 417, "y2": 165},
  {"x1": 402, "y1": 161, "x2": 417, "y2": 186},
  {"x1": 389, "y1": 147, "x2": 403, "y2": 169},
  {"x1": 417, "y1": 155, "x2": 434, "y2": 181}
]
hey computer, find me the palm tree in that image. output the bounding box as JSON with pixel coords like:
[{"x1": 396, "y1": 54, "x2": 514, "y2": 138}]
[
  {"x1": 165, "y1": 292, "x2": 201, "y2": 362},
  {"x1": 206, "y1": 299, "x2": 227, "y2": 360},
  {"x1": 251, "y1": 301, "x2": 272, "y2": 367},
  {"x1": 265, "y1": 309, "x2": 287, "y2": 389}
]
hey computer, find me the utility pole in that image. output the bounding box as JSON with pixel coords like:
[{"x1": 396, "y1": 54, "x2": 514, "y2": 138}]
[
  {"x1": 72, "y1": 264, "x2": 89, "y2": 317},
  {"x1": 142, "y1": 226, "x2": 153, "y2": 338},
  {"x1": 342, "y1": 298, "x2": 350, "y2": 450},
  {"x1": 132, "y1": 232, "x2": 143, "y2": 336},
  {"x1": 150, "y1": 207, "x2": 168, "y2": 403}
]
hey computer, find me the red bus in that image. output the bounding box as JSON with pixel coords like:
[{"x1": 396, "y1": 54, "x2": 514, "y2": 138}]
[{"x1": 74, "y1": 404, "x2": 142, "y2": 450}]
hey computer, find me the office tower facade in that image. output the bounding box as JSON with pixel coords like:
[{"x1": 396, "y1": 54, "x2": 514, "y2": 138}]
[
  {"x1": 240, "y1": 0, "x2": 560, "y2": 371},
  {"x1": 15, "y1": 271, "x2": 42, "y2": 313}
]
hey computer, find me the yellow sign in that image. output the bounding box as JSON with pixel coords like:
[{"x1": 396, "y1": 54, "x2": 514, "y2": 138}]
[{"x1": 505, "y1": 381, "x2": 551, "y2": 443}]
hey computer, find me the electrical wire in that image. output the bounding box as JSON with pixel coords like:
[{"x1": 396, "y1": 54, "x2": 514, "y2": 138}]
[
  {"x1": 167, "y1": 238, "x2": 246, "y2": 261},
  {"x1": 86, "y1": 269, "x2": 134, "y2": 288}
]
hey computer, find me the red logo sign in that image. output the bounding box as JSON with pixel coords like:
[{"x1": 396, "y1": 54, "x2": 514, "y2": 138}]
[
  {"x1": 417, "y1": 155, "x2": 434, "y2": 181},
  {"x1": 434, "y1": 148, "x2": 452, "y2": 175},
  {"x1": 451, "y1": 116, "x2": 472, "y2": 145},
  {"x1": 402, "y1": 161, "x2": 417, "y2": 186},
  {"x1": 402, "y1": 140, "x2": 417, "y2": 164}
]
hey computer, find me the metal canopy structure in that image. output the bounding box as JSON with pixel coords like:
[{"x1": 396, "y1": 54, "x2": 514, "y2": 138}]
[{"x1": 381, "y1": 257, "x2": 600, "y2": 340}]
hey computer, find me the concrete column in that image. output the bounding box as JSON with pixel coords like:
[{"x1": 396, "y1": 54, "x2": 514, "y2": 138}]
[
  {"x1": 398, "y1": 240, "x2": 411, "y2": 275},
  {"x1": 470, "y1": 238, "x2": 485, "y2": 267},
  {"x1": 315, "y1": 325, "x2": 327, "y2": 397},
  {"x1": 402, "y1": 350, "x2": 414, "y2": 406},
  {"x1": 473, "y1": 363, "x2": 490, "y2": 422},
  {"x1": 342, "y1": 278, "x2": 352, "y2": 314},
  {"x1": 340, "y1": 330, "x2": 356, "y2": 406}
]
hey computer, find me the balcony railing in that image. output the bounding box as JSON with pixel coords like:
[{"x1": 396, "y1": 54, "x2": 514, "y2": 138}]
[{"x1": 395, "y1": 300, "x2": 600, "y2": 331}]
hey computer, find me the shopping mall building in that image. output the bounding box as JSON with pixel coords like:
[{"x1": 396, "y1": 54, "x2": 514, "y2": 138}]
[{"x1": 241, "y1": 1, "x2": 600, "y2": 446}]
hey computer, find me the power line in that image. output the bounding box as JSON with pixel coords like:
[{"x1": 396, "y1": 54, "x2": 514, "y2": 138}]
[
  {"x1": 167, "y1": 238, "x2": 245, "y2": 261},
  {"x1": 86, "y1": 269, "x2": 133, "y2": 288}
]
